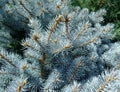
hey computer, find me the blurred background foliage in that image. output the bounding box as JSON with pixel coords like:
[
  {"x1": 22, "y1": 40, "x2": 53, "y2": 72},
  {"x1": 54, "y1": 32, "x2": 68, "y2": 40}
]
[{"x1": 71, "y1": 0, "x2": 120, "y2": 41}]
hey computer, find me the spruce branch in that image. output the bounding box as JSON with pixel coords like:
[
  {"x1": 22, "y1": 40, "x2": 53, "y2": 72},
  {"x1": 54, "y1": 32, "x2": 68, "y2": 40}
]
[
  {"x1": 68, "y1": 60, "x2": 82, "y2": 83},
  {"x1": 47, "y1": 15, "x2": 63, "y2": 43},
  {"x1": 96, "y1": 75, "x2": 116, "y2": 92},
  {"x1": 39, "y1": 52, "x2": 46, "y2": 79},
  {"x1": 0, "y1": 53, "x2": 16, "y2": 67}
]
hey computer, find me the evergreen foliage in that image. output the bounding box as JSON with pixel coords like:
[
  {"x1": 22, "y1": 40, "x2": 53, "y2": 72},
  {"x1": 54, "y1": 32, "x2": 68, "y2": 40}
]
[
  {"x1": 71, "y1": 0, "x2": 120, "y2": 41},
  {"x1": 0, "y1": 0, "x2": 120, "y2": 92}
]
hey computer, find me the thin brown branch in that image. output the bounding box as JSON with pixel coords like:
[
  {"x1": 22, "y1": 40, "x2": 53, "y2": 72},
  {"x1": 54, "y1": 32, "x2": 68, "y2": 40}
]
[
  {"x1": 77, "y1": 37, "x2": 98, "y2": 48},
  {"x1": 18, "y1": 0, "x2": 33, "y2": 16},
  {"x1": 53, "y1": 44, "x2": 72, "y2": 54},
  {"x1": 74, "y1": 24, "x2": 89, "y2": 41},
  {"x1": 96, "y1": 75, "x2": 116, "y2": 92},
  {"x1": 22, "y1": 42, "x2": 34, "y2": 50},
  {"x1": 68, "y1": 61, "x2": 82, "y2": 83},
  {"x1": 16, "y1": 80, "x2": 26, "y2": 92},
  {"x1": 39, "y1": 53, "x2": 46, "y2": 79},
  {"x1": 64, "y1": 16, "x2": 70, "y2": 39},
  {"x1": 47, "y1": 15, "x2": 63, "y2": 43},
  {"x1": 0, "y1": 72, "x2": 16, "y2": 75},
  {"x1": 31, "y1": 34, "x2": 44, "y2": 49},
  {"x1": 0, "y1": 53, "x2": 16, "y2": 67}
]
